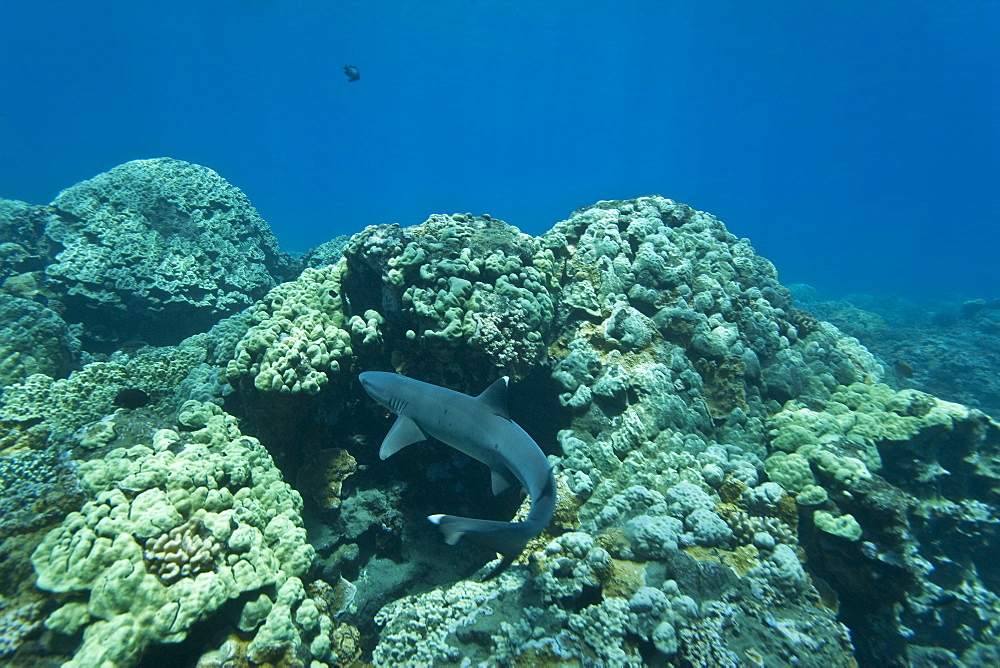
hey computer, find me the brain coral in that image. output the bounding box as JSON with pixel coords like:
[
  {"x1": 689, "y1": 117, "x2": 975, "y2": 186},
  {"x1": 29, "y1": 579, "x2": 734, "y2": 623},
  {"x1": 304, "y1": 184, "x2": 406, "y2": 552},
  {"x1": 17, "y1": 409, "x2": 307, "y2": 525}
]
[{"x1": 42, "y1": 158, "x2": 295, "y2": 350}]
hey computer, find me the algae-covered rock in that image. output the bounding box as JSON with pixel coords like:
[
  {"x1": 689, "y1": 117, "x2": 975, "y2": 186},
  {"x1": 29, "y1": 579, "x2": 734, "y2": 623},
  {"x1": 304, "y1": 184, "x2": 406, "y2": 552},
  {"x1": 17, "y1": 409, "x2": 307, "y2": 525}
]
[{"x1": 42, "y1": 158, "x2": 295, "y2": 350}]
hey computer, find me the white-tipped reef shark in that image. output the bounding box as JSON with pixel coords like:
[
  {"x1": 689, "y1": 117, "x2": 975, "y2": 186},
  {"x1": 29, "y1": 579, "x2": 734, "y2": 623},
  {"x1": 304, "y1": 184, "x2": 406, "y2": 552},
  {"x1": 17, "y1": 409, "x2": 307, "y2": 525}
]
[{"x1": 359, "y1": 371, "x2": 556, "y2": 578}]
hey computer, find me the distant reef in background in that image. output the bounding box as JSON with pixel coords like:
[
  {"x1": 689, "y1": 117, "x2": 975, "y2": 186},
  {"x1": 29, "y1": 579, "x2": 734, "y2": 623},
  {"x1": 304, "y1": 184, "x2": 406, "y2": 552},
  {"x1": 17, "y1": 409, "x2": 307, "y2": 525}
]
[{"x1": 1, "y1": 159, "x2": 998, "y2": 666}]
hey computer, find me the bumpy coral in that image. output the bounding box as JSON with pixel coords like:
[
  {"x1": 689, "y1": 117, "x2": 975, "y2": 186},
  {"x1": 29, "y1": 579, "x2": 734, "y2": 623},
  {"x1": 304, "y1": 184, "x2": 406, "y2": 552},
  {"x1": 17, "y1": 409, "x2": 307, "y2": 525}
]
[
  {"x1": 142, "y1": 518, "x2": 224, "y2": 585},
  {"x1": 530, "y1": 531, "x2": 610, "y2": 602},
  {"x1": 30, "y1": 402, "x2": 316, "y2": 667},
  {"x1": 766, "y1": 380, "x2": 1000, "y2": 664},
  {"x1": 344, "y1": 213, "x2": 557, "y2": 378},
  {"x1": 0, "y1": 600, "x2": 45, "y2": 658},
  {"x1": 225, "y1": 213, "x2": 559, "y2": 394},
  {"x1": 42, "y1": 158, "x2": 294, "y2": 349},
  {"x1": 0, "y1": 294, "x2": 79, "y2": 388},
  {"x1": 224, "y1": 263, "x2": 359, "y2": 394}
]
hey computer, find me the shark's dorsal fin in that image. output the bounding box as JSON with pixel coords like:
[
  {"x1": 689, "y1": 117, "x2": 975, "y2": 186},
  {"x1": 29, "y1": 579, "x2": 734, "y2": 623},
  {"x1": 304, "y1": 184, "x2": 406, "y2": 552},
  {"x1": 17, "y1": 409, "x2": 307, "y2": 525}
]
[
  {"x1": 476, "y1": 377, "x2": 511, "y2": 420},
  {"x1": 380, "y1": 415, "x2": 428, "y2": 460}
]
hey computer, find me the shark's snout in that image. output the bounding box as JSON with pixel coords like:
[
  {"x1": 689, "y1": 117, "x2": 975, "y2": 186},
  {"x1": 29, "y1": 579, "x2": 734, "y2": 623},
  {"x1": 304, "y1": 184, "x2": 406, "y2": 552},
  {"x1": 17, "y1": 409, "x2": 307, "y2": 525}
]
[{"x1": 360, "y1": 371, "x2": 406, "y2": 413}]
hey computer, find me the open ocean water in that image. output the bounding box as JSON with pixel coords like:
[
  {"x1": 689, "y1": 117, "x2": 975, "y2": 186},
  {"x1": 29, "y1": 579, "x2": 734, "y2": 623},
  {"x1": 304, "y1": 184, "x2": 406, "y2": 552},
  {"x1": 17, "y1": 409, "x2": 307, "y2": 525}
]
[{"x1": 2, "y1": 0, "x2": 997, "y2": 300}]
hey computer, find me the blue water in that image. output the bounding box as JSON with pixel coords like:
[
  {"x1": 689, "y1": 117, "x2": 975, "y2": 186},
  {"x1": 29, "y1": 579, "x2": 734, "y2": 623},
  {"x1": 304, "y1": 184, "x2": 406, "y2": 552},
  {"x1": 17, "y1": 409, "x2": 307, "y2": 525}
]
[{"x1": 2, "y1": 0, "x2": 997, "y2": 301}]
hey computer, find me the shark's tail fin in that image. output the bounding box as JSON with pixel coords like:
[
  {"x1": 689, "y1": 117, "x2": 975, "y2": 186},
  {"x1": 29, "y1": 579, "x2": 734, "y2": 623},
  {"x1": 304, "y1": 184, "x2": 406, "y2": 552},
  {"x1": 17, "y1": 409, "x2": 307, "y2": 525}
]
[
  {"x1": 427, "y1": 514, "x2": 545, "y2": 579},
  {"x1": 429, "y1": 470, "x2": 557, "y2": 579}
]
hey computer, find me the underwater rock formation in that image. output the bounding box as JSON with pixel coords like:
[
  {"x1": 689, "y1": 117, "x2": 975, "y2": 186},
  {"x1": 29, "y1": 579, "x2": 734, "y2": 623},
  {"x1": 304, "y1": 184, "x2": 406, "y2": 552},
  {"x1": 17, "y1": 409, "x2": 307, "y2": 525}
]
[
  {"x1": 25, "y1": 402, "x2": 357, "y2": 667},
  {"x1": 1, "y1": 172, "x2": 998, "y2": 666},
  {"x1": 1, "y1": 158, "x2": 296, "y2": 352},
  {"x1": 0, "y1": 293, "x2": 79, "y2": 387}
]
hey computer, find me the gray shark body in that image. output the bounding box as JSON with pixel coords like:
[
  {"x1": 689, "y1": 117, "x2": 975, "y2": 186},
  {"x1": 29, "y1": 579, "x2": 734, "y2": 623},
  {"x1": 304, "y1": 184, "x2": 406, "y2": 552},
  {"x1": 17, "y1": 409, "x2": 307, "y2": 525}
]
[{"x1": 359, "y1": 371, "x2": 556, "y2": 578}]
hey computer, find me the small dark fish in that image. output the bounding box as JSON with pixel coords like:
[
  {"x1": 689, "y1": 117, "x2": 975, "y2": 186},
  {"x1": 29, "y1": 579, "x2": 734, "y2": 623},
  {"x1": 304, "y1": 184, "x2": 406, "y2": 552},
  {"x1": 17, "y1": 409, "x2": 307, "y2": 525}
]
[
  {"x1": 344, "y1": 64, "x2": 360, "y2": 82},
  {"x1": 894, "y1": 359, "x2": 914, "y2": 378},
  {"x1": 929, "y1": 592, "x2": 959, "y2": 608},
  {"x1": 114, "y1": 388, "x2": 150, "y2": 409}
]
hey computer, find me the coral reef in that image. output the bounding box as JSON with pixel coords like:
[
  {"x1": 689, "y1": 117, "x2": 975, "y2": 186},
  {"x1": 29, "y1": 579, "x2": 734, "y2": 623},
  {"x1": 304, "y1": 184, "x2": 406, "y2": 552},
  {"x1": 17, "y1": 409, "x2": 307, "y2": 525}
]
[
  {"x1": 28, "y1": 402, "x2": 352, "y2": 666},
  {"x1": 0, "y1": 198, "x2": 52, "y2": 286},
  {"x1": 36, "y1": 158, "x2": 294, "y2": 350},
  {"x1": 3, "y1": 167, "x2": 998, "y2": 667},
  {"x1": 792, "y1": 287, "x2": 1000, "y2": 420},
  {"x1": 356, "y1": 197, "x2": 997, "y2": 666}
]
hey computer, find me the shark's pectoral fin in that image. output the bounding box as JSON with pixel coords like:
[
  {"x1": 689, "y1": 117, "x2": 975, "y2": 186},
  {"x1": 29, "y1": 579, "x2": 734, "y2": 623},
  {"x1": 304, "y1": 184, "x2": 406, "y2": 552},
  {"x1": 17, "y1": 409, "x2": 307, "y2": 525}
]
[
  {"x1": 380, "y1": 415, "x2": 428, "y2": 460},
  {"x1": 490, "y1": 468, "x2": 519, "y2": 495}
]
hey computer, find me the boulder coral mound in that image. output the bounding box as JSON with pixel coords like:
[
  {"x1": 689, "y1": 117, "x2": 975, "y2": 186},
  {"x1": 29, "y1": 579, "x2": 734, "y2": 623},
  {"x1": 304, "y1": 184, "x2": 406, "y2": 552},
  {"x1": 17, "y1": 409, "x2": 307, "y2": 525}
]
[
  {"x1": 40, "y1": 158, "x2": 295, "y2": 350},
  {"x1": 0, "y1": 293, "x2": 79, "y2": 388},
  {"x1": 363, "y1": 197, "x2": 1000, "y2": 666},
  {"x1": 30, "y1": 402, "x2": 356, "y2": 667},
  {"x1": 224, "y1": 212, "x2": 558, "y2": 397}
]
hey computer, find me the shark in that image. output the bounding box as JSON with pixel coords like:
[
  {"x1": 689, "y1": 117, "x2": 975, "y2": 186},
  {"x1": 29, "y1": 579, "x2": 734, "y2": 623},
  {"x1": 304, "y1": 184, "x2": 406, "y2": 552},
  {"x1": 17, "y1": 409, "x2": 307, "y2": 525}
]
[{"x1": 359, "y1": 371, "x2": 556, "y2": 578}]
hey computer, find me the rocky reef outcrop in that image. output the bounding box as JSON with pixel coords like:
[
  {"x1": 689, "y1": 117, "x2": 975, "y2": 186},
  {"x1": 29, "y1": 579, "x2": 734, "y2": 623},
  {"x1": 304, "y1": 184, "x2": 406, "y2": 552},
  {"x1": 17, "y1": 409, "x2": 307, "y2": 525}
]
[
  {"x1": 1, "y1": 164, "x2": 997, "y2": 666},
  {"x1": 0, "y1": 158, "x2": 295, "y2": 353}
]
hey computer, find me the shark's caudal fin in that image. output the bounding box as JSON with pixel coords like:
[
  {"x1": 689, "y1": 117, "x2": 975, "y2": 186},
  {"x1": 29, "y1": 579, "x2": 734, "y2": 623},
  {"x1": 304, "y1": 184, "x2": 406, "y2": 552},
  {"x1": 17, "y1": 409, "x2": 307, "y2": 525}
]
[
  {"x1": 428, "y1": 472, "x2": 557, "y2": 580},
  {"x1": 428, "y1": 514, "x2": 539, "y2": 580}
]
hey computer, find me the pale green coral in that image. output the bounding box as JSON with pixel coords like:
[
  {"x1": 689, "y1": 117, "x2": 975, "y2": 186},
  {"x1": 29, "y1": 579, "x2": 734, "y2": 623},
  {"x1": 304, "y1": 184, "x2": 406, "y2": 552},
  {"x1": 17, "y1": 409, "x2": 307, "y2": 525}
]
[
  {"x1": 766, "y1": 382, "x2": 975, "y2": 495},
  {"x1": 813, "y1": 510, "x2": 863, "y2": 541},
  {"x1": 30, "y1": 402, "x2": 315, "y2": 667},
  {"x1": 0, "y1": 344, "x2": 206, "y2": 436},
  {"x1": 764, "y1": 451, "x2": 831, "y2": 504},
  {"x1": 765, "y1": 452, "x2": 815, "y2": 493},
  {"x1": 225, "y1": 263, "x2": 362, "y2": 394}
]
